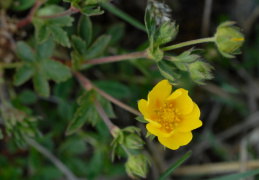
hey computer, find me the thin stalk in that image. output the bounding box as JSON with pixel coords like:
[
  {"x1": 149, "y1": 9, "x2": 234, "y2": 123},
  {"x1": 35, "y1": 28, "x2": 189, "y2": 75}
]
[
  {"x1": 94, "y1": 98, "x2": 116, "y2": 132},
  {"x1": 25, "y1": 137, "x2": 79, "y2": 180},
  {"x1": 162, "y1": 37, "x2": 215, "y2": 51},
  {"x1": 84, "y1": 51, "x2": 148, "y2": 65},
  {"x1": 38, "y1": 7, "x2": 80, "y2": 19},
  {"x1": 74, "y1": 72, "x2": 141, "y2": 116}
]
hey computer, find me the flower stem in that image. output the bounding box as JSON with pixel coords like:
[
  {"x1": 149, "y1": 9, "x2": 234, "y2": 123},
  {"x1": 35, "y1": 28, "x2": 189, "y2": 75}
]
[
  {"x1": 38, "y1": 7, "x2": 80, "y2": 19},
  {"x1": 84, "y1": 50, "x2": 148, "y2": 65},
  {"x1": 161, "y1": 37, "x2": 215, "y2": 51},
  {"x1": 94, "y1": 98, "x2": 116, "y2": 132}
]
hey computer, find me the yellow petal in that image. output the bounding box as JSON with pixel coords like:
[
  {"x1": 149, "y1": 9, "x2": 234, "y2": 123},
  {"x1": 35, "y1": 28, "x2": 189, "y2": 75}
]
[
  {"x1": 146, "y1": 123, "x2": 169, "y2": 137},
  {"x1": 158, "y1": 131, "x2": 193, "y2": 150},
  {"x1": 138, "y1": 99, "x2": 149, "y2": 119},
  {"x1": 166, "y1": 88, "x2": 182, "y2": 100},
  {"x1": 177, "y1": 103, "x2": 202, "y2": 132},
  {"x1": 168, "y1": 88, "x2": 193, "y2": 115},
  {"x1": 138, "y1": 99, "x2": 161, "y2": 127},
  {"x1": 147, "y1": 80, "x2": 172, "y2": 111}
]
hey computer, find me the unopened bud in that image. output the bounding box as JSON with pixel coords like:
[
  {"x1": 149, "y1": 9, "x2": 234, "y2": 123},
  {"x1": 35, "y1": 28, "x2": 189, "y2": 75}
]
[
  {"x1": 188, "y1": 61, "x2": 213, "y2": 84},
  {"x1": 214, "y1": 21, "x2": 244, "y2": 58},
  {"x1": 125, "y1": 134, "x2": 144, "y2": 150},
  {"x1": 125, "y1": 154, "x2": 149, "y2": 179}
]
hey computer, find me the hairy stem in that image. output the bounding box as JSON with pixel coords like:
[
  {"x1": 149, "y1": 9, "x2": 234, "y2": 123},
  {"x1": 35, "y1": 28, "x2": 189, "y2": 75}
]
[
  {"x1": 162, "y1": 37, "x2": 215, "y2": 51},
  {"x1": 84, "y1": 50, "x2": 148, "y2": 65}
]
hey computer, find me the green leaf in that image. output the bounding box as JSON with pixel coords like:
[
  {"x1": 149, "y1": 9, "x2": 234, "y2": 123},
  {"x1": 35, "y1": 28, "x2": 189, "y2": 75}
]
[
  {"x1": 66, "y1": 100, "x2": 96, "y2": 135},
  {"x1": 159, "y1": 151, "x2": 192, "y2": 180},
  {"x1": 81, "y1": 5, "x2": 104, "y2": 16},
  {"x1": 16, "y1": 41, "x2": 35, "y2": 63},
  {"x1": 71, "y1": 51, "x2": 84, "y2": 71},
  {"x1": 101, "y1": 3, "x2": 146, "y2": 32},
  {"x1": 145, "y1": 10, "x2": 156, "y2": 39},
  {"x1": 85, "y1": 35, "x2": 111, "y2": 60},
  {"x1": 135, "y1": 115, "x2": 148, "y2": 123},
  {"x1": 157, "y1": 60, "x2": 181, "y2": 83},
  {"x1": 78, "y1": 15, "x2": 92, "y2": 46},
  {"x1": 208, "y1": 169, "x2": 259, "y2": 180},
  {"x1": 71, "y1": 35, "x2": 87, "y2": 55},
  {"x1": 50, "y1": 25, "x2": 71, "y2": 47},
  {"x1": 41, "y1": 60, "x2": 71, "y2": 83},
  {"x1": 94, "y1": 80, "x2": 130, "y2": 99},
  {"x1": 36, "y1": 37, "x2": 55, "y2": 61},
  {"x1": 14, "y1": 64, "x2": 35, "y2": 86},
  {"x1": 33, "y1": 71, "x2": 50, "y2": 97},
  {"x1": 11, "y1": 0, "x2": 35, "y2": 11},
  {"x1": 49, "y1": 15, "x2": 74, "y2": 27},
  {"x1": 18, "y1": 90, "x2": 37, "y2": 105},
  {"x1": 148, "y1": 45, "x2": 163, "y2": 62},
  {"x1": 37, "y1": 24, "x2": 51, "y2": 43},
  {"x1": 107, "y1": 23, "x2": 125, "y2": 45}
]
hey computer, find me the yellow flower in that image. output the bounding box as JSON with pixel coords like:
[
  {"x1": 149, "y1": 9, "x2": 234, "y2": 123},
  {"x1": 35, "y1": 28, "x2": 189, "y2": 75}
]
[{"x1": 138, "y1": 79, "x2": 202, "y2": 150}]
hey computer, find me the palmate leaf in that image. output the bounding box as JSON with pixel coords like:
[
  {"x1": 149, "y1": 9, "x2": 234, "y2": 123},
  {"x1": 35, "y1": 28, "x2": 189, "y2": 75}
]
[
  {"x1": 14, "y1": 64, "x2": 35, "y2": 86},
  {"x1": 36, "y1": 37, "x2": 55, "y2": 61},
  {"x1": 33, "y1": 71, "x2": 50, "y2": 97},
  {"x1": 50, "y1": 25, "x2": 71, "y2": 48},
  {"x1": 71, "y1": 35, "x2": 87, "y2": 55},
  {"x1": 66, "y1": 91, "x2": 115, "y2": 135},
  {"x1": 78, "y1": 15, "x2": 92, "y2": 46},
  {"x1": 16, "y1": 41, "x2": 36, "y2": 63},
  {"x1": 40, "y1": 60, "x2": 71, "y2": 83},
  {"x1": 84, "y1": 35, "x2": 111, "y2": 60}
]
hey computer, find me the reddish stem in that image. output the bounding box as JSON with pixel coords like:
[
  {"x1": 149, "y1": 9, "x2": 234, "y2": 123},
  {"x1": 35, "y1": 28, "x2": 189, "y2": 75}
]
[
  {"x1": 84, "y1": 51, "x2": 148, "y2": 65},
  {"x1": 74, "y1": 72, "x2": 141, "y2": 116},
  {"x1": 17, "y1": 0, "x2": 43, "y2": 28}
]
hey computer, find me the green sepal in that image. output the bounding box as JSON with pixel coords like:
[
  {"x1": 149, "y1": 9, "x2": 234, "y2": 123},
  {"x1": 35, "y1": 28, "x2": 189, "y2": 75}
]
[
  {"x1": 135, "y1": 115, "x2": 148, "y2": 123},
  {"x1": 157, "y1": 60, "x2": 181, "y2": 83},
  {"x1": 144, "y1": 10, "x2": 156, "y2": 40}
]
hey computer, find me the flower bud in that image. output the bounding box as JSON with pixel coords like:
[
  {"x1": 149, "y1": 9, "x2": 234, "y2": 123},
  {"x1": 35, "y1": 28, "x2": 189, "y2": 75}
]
[
  {"x1": 125, "y1": 154, "x2": 149, "y2": 179},
  {"x1": 214, "y1": 21, "x2": 244, "y2": 58},
  {"x1": 125, "y1": 134, "x2": 144, "y2": 150},
  {"x1": 188, "y1": 61, "x2": 213, "y2": 84}
]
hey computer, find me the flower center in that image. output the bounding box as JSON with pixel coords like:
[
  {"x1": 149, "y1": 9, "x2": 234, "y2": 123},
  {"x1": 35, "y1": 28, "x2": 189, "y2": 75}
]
[{"x1": 156, "y1": 103, "x2": 181, "y2": 132}]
